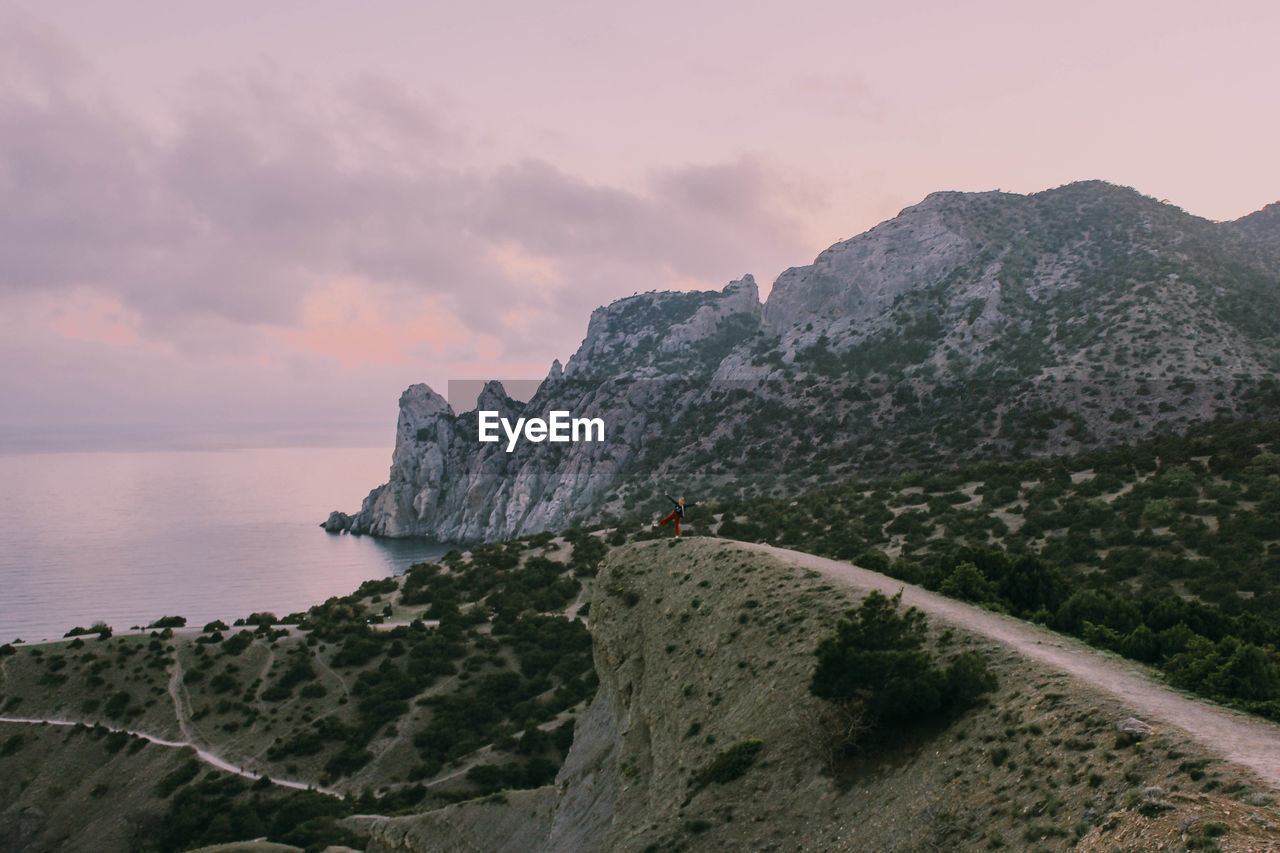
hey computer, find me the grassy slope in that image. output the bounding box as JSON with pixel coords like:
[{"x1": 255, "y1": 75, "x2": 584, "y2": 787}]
[
  {"x1": 0, "y1": 722, "x2": 199, "y2": 853},
  {"x1": 594, "y1": 540, "x2": 1280, "y2": 852},
  {"x1": 364, "y1": 538, "x2": 1280, "y2": 852},
  {"x1": 675, "y1": 419, "x2": 1280, "y2": 717},
  {"x1": 0, "y1": 535, "x2": 600, "y2": 852}
]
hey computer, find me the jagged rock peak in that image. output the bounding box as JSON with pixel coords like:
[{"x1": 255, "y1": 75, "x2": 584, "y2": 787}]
[
  {"x1": 721, "y1": 274, "x2": 760, "y2": 302},
  {"x1": 545, "y1": 358, "x2": 564, "y2": 383},
  {"x1": 399, "y1": 383, "x2": 452, "y2": 420},
  {"x1": 476, "y1": 379, "x2": 515, "y2": 414},
  {"x1": 563, "y1": 278, "x2": 762, "y2": 377}
]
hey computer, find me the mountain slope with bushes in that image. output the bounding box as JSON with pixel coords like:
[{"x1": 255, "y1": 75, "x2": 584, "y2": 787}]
[{"x1": 329, "y1": 181, "x2": 1280, "y2": 542}]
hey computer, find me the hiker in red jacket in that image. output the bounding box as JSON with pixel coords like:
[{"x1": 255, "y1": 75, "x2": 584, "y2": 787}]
[{"x1": 658, "y1": 493, "x2": 686, "y2": 537}]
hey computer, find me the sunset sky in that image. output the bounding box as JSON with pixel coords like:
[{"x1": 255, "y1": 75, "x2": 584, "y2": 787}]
[{"x1": 2, "y1": 0, "x2": 1277, "y2": 432}]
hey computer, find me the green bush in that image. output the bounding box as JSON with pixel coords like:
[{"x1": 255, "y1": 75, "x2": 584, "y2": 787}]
[
  {"x1": 155, "y1": 758, "x2": 201, "y2": 798},
  {"x1": 0, "y1": 733, "x2": 24, "y2": 757},
  {"x1": 103, "y1": 690, "x2": 131, "y2": 720},
  {"x1": 811, "y1": 591, "x2": 996, "y2": 733},
  {"x1": 939, "y1": 561, "x2": 1000, "y2": 603},
  {"x1": 693, "y1": 739, "x2": 763, "y2": 790}
]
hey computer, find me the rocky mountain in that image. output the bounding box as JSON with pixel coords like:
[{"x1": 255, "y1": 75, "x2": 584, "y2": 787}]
[
  {"x1": 1230, "y1": 200, "x2": 1280, "y2": 250},
  {"x1": 327, "y1": 181, "x2": 1280, "y2": 543}
]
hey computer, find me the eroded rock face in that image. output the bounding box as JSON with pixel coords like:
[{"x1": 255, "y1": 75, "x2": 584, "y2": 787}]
[
  {"x1": 359, "y1": 539, "x2": 842, "y2": 853},
  {"x1": 328, "y1": 182, "x2": 1280, "y2": 542},
  {"x1": 763, "y1": 191, "x2": 975, "y2": 339},
  {"x1": 330, "y1": 281, "x2": 763, "y2": 541}
]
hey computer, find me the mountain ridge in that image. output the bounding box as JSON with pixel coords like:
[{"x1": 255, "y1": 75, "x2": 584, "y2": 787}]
[{"x1": 327, "y1": 181, "x2": 1280, "y2": 542}]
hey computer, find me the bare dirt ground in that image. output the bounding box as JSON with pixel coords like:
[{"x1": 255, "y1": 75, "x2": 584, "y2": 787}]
[{"x1": 742, "y1": 540, "x2": 1280, "y2": 792}]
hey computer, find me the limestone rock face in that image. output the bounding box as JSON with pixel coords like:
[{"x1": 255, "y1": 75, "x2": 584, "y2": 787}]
[
  {"x1": 763, "y1": 192, "x2": 974, "y2": 339},
  {"x1": 563, "y1": 277, "x2": 761, "y2": 379},
  {"x1": 329, "y1": 280, "x2": 763, "y2": 541},
  {"x1": 327, "y1": 182, "x2": 1280, "y2": 542}
]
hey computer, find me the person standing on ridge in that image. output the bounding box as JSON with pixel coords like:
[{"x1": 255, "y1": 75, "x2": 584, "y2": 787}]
[{"x1": 658, "y1": 492, "x2": 686, "y2": 537}]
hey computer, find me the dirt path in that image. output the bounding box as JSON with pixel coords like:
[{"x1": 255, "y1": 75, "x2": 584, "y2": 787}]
[
  {"x1": 565, "y1": 581, "x2": 592, "y2": 624},
  {"x1": 423, "y1": 745, "x2": 496, "y2": 789},
  {"x1": 313, "y1": 649, "x2": 351, "y2": 702},
  {"x1": 738, "y1": 540, "x2": 1280, "y2": 791},
  {"x1": 0, "y1": 715, "x2": 344, "y2": 798},
  {"x1": 252, "y1": 645, "x2": 277, "y2": 704},
  {"x1": 168, "y1": 650, "x2": 201, "y2": 746}
]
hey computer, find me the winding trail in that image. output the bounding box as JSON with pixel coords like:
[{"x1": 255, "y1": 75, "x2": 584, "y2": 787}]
[
  {"x1": 0, "y1": 714, "x2": 344, "y2": 798},
  {"x1": 313, "y1": 649, "x2": 351, "y2": 702},
  {"x1": 740, "y1": 541, "x2": 1280, "y2": 791},
  {"x1": 252, "y1": 645, "x2": 277, "y2": 703},
  {"x1": 168, "y1": 650, "x2": 201, "y2": 745}
]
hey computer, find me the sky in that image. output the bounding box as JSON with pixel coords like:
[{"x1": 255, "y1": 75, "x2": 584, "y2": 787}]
[{"x1": 1, "y1": 0, "x2": 1277, "y2": 432}]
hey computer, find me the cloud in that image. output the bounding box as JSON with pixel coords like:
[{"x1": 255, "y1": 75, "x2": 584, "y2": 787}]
[{"x1": 0, "y1": 10, "x2": 824, "y2": 424}]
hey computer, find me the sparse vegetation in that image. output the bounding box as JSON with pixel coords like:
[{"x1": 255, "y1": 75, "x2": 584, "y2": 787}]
[
  {"x1": 692, "y1": 739, "x2": 763, "y2": 790},
  {"x1": 686, "y1": 419, "x2": 1280, "y2": 719},
  {"x1": 810, "y1": 590, "x2": 996, "y2": 747}
]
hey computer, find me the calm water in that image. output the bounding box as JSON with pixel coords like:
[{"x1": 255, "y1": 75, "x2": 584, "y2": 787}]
[{"x1": 0, "y1": 442, "x2": 454, "y2": 643}]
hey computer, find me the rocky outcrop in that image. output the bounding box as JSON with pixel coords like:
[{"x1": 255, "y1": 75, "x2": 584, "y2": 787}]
[
  {"x1": 329, "y1": 281, "x2": 762, "y2": 541},
  {"x1": 328, "y1": 182, "x2": 1280, "y2": 542},
  {"x1": 762, "y1": 191, "x2": 976, "y2": 339}
]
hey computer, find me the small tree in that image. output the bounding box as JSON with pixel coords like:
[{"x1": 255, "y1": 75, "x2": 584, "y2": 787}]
[
  {"x1": 810, "y1": 590, "x2": 996, "y2": 747},
  {"x1": 939, "y1": 562, "x2": 999, "y2": 604}
]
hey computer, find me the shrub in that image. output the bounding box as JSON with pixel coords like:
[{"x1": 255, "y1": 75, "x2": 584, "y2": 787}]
[
  {"x1": 810, "y1": 591, "x2": 996, "y2": 736},
  {"x1": 103, "y1": 690, "x2": 131, "y2": 719},
  {"x1": 220, "y1": 631, "x2": 254, "y2": 656},
  {"x1": 939, "y1": 562, "x2": 999, "y2": 603},
  {"x1": 692, "y1": 739, "x2": 763, "y2": 790},
  {"x1": 155, "y1": 758, "x2": 201, "y2": 798},
  {"x1": 0, "y1": 734, "x2": 25, "y2": 757}
]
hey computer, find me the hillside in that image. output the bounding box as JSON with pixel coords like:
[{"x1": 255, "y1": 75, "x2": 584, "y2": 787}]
[
  {"x1": 0, "y1": 534, "x2": 605, "y2": 852},
  {"x1": 359, "y1": 539, "x2": 1280, "y2": 852},
  {"x1": 8, "y1": 533, "x2": 1280, "y2": 850},
  {"x1": 698, "y1": 418, "x2": 1280, "y2": 719},
  {"x1": 327, "y1": 181, "x2": 1280, "y2": 542}
]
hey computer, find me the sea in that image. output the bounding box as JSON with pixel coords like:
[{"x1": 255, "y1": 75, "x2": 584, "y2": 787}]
[{"x1": 0, "y1": 425, "x2": 455, "y2": 644}]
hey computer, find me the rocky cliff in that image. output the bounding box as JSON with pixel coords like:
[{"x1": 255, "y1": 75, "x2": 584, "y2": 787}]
[
  {"x1": 327, "y1": 278, "x2": 762, "y2": 541},
  {"x1": 328, "y1": 182, "x2": 1280, "y2": 542}
]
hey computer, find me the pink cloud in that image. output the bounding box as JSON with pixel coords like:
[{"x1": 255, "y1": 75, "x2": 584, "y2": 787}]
[
  {"x1": 48, "y1": 290, "x2": 143, "y2": 346},
  {"x1": 270, "y1": 278, "x2": 491, "y2": 368}
]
